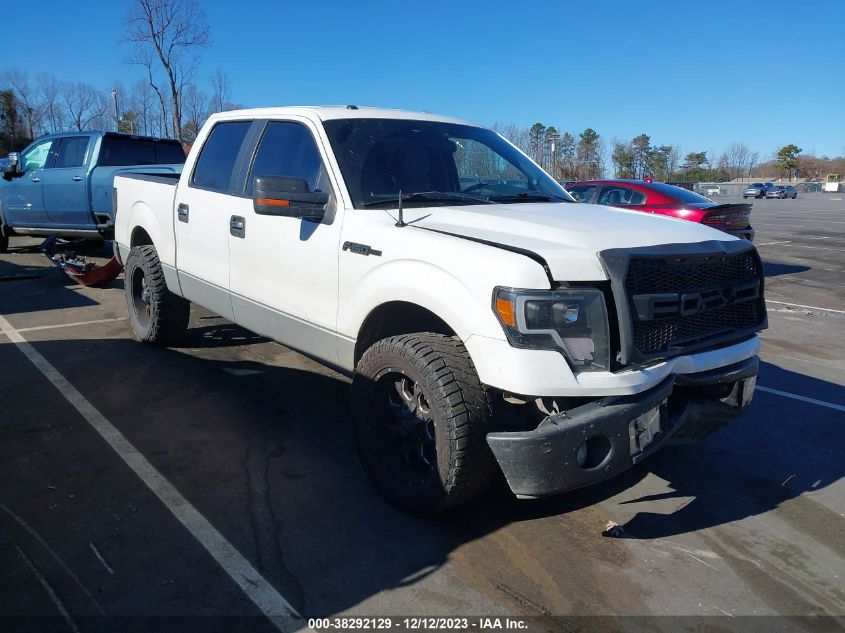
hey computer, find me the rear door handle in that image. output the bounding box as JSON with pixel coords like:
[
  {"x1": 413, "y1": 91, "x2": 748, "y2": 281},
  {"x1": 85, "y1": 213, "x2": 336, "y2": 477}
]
[
  {"x1": 230, "y1": 215, "x2": 245, "y2": 238},
  {"x1": 30, "y1": 176, "x2": 41, "y2": 183},
  {"x1": 72, "y1": 176, "x2": 83, "y2": 182},
  {"x1": 177, "y1": 203, "x2": 189, "y2": 223}
]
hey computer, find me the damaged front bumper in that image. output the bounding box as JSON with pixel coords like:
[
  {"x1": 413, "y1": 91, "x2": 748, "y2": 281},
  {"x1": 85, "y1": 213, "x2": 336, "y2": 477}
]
[{"x1": 486, "y1": 356, "x2": 759, "y2": 499}]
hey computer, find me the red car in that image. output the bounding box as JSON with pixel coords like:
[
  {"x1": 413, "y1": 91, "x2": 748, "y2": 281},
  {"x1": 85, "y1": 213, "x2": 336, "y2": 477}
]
[{"x1": 565, "y1": 180, "x2": 754, "y2": 241}]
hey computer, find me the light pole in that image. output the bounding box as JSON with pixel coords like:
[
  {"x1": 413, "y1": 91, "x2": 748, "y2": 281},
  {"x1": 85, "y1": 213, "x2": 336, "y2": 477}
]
[
  {"x1": 111, "y1": 89, "x2": 119, "y2": 132},
  {"x1": 549, "y1": 132, "x2": 560, "y2": 179}
]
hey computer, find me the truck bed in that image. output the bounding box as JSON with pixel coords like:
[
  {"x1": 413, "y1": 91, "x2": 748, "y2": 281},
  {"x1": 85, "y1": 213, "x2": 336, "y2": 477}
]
[
  {"x1": 113, "y1": 172, "x2": 180, "y2": 270},
  {"x1": 93, "y1": 167, "x2": 182, "y2": 226}
]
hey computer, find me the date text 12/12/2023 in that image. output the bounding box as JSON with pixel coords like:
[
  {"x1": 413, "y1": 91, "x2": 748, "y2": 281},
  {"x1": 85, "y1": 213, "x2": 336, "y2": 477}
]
[{"x1": 307, "y1": 618, "x2": 529, "y2": 630}]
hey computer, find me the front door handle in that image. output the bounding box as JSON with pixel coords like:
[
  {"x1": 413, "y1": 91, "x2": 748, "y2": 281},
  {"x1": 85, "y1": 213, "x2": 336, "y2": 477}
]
[
  {"x1": 177, "y1": 203, "x2": 189, "y2": 223},
  {"x1": 230, "y1": 215, "x2": 245, "y2": 238},
  {"x1": 72, "y1": 176, "x2": 83, "y2": 182},
  {"x1": 30, "y1": 176, "x2": 41, "y2": 183}
]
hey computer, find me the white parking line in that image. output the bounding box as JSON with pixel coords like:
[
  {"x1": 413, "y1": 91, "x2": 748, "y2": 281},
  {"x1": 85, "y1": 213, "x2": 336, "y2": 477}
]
[
  {"x1": 756, "y1": 241, "x2": 792, "y2": 246},
  {"x1": 765, "y1": 299, "x2": 845, "y2": 314},
  {"x1": 778, "y1": 218, "x2": 845, "y2": 224},
  {"x1": 0, "y1": 314, "x2": 302, "y2": 633},
  {"x1": 758, "y1": 243, "x2": 843, "y2": 252},
  {"x1": 756, "y1": 386, "x2": 845, "y2": 413},
  {"x1": 14, "y1": 317, "x2": 128, "y2": 333}
]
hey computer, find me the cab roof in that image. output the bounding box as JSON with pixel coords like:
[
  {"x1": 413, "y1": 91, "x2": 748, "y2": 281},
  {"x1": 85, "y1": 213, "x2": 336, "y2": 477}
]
[{"x1": 213, "y1": 105, "x2": 478, "y2": 126}]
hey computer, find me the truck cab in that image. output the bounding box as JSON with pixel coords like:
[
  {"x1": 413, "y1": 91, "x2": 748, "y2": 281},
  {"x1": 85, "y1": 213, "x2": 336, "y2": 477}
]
[{"x1": 0, "y1": 131, "x2": 185, "y2": 251}]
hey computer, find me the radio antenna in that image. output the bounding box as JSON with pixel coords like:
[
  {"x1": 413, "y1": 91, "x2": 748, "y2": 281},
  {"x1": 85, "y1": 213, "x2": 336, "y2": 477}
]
[{"x1": 395, "y1": 190, "x2": 407, "y2": 227}]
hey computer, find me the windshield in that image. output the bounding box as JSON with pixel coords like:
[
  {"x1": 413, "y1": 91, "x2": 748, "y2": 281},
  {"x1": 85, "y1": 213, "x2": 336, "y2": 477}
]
[{"x1": 322, "y1": 118, "x2": 572, "y2": 209}]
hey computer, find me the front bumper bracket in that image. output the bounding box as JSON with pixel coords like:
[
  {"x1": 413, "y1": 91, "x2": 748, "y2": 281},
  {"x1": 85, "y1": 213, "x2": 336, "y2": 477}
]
[{"x1": 487, "y1": 356, "x2": 759, "y2": 499}]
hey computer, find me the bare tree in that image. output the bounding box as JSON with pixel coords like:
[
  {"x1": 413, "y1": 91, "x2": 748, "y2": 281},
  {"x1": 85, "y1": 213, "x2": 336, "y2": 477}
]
[
  {"x1": 125, "y1": 0, "x2": 210, "y2": 141},
  {"x1": 1, "y1": 69, "x2": 39, "y2": 140},
  {"x1": 130, "y1": 80, "x2": 156, "y2": 135},
  {"x1": 182, "y1": 83, "x2": 209, "y2": 144},
  {"x1": 209, "y1": 68, "x2": 231, "y2": 113},
  {"x1": 747, "y1": 150, "x2": 760, "y2": 178},
  {"x1": 62, "y1": 82, "x2": 106, "y2": 131},
  {"x1": 663, "y1": 145, "x2": 682, "y2": 180},
  {"x1": 37, "y1": 73, "x2": 64, "y2": 134},
  {"x1": 132, "y1": 48, "x2": 170, "y2": 137},
  {"x1": 491, "y1": 122, "x2": 530, "y2": 154},
  {"x1": 719, "y1": 142, "x2": 756, "y2": 180}
]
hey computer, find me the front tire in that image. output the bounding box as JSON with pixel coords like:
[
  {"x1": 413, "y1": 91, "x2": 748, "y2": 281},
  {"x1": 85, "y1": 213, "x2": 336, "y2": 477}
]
[
  {"x1": 352, "y1": 333, "x2": 497, "y2": 515},
  {"x1": 124, "y1": 245, "x2": 189, "y2": 344}
]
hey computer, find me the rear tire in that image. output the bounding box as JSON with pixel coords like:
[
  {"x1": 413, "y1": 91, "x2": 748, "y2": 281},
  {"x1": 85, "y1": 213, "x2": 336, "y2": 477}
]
[
  {"x1": 352, "y1": 333, "x2": 497, "y2": 515},
  {"x1": 125, "y1": 245, "x2": 189, "y2": 344}
]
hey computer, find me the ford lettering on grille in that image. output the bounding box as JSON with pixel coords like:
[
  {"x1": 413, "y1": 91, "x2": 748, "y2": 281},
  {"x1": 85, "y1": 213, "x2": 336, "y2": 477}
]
[{"x1": 632, "y1": 278, "x2": 761, "y2": 321}]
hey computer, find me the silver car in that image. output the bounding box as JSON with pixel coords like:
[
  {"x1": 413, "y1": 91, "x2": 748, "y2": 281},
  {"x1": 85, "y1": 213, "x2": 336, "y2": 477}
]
[
  {"x1": 766, "y1": 185, "x2": 798, "y2": 199},
  {"x1": 743, "y1": 182, "x2": 775, "y2": 198}
]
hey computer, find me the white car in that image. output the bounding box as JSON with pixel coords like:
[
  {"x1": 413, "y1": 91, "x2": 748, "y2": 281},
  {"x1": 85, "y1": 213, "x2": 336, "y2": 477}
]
[
  {"x1": 702, "y1": 184, "x2": 721, "y2": 196},
  {"x1": 114, "y1": 107, "x2": 766, "y2": 514}
]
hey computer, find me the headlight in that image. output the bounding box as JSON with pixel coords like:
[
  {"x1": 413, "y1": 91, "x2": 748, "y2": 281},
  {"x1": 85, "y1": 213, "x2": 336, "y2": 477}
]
[{"x1": 493, "y1": 287, "x2": 611, "y2": 372}]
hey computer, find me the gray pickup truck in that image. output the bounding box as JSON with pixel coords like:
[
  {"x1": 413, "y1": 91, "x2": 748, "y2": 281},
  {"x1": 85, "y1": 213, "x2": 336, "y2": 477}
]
[{"x1": 0, "y1": 131, "x2": 185, "y2": 252}]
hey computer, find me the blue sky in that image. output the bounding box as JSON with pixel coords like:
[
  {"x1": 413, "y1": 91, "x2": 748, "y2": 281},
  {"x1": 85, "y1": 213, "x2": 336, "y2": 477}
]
[{"x1": 5, "y1": 0, "x2": 844, "y2": 159}]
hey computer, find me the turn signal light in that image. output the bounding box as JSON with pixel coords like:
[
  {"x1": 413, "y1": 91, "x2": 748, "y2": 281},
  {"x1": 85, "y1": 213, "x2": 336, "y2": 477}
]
[
  {"x1": 495, "y1": 297, "x2": 516, "y2": 327},
  {"x1": 256, "y1": 198, "x2": 290, "y2": 207}
]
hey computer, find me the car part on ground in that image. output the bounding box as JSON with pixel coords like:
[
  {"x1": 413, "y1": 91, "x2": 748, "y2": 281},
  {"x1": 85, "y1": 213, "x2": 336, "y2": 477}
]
[{"x1": 42, "y1": 236, "x2": 123, "y2": 286}]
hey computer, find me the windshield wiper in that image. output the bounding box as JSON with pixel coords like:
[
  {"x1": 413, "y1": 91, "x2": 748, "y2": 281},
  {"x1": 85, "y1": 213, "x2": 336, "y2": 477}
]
[
  {"x1": 363, "y1": 191, "x2": 492, "y2": 207},
  {"x1": 487, "y1": 192, "x2": 570, "y2": 203}
]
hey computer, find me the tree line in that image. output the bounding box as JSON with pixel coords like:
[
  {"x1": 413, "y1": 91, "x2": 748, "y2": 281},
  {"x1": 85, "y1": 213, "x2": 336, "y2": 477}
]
[
  {"x1": 0, "y1": 0, "x2": 239, "y2": 155},
  {"x1": 493, "y1": 122, "x2": 844, "y2": 183}
]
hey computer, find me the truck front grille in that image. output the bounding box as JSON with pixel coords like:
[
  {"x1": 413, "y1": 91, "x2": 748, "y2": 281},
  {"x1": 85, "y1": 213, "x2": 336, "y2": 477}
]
[
  {"x1": 599, "y1": 241, "x2": 767, "y2": 365},
  {"x1": 624, "y1": 250, "x2": 765, "y2": 356}
]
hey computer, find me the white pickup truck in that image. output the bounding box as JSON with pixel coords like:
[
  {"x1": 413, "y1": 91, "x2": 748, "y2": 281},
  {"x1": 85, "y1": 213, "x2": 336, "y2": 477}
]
[{"x1": 114, "y1": 107, "x2": 766, "y2": 515}]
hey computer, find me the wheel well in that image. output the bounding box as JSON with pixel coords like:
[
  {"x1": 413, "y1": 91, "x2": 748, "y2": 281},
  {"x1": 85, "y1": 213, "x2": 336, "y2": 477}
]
[
  {"x1": 355, "y1": 301, "x2": 456, "y2": 365},
  {"x1": 131, "y1": 227, "x2": 153, "y2": 247}
]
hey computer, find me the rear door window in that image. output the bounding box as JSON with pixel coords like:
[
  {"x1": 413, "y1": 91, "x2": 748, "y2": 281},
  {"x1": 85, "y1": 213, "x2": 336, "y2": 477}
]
[
  {"x1": 54, "y1": 136, "x2": 91, "y2": 168},
  {"x1": 191, "y1": 121, "x2": 253, "y2": 192},
  {"x1": 566, "y1": 184, "x2": 601, "y2": 203},
  {"x1": 598, "y1": 186, "x2": 647, "y2": 206}
]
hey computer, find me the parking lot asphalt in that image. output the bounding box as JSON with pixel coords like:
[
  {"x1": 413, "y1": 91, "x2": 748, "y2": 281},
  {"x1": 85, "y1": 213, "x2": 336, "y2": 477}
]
[{"x1": 0, "y1": 193, "x2": 843, "y2": 632}]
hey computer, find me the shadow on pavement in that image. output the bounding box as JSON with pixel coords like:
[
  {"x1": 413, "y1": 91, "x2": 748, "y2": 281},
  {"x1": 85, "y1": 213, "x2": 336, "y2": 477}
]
[
  {"x1": 171, "y1": 323, "x2": 269, "y2": 349},
  {"x1": 763, "y1": 260, "x2": 811, "y2": 278},
  {"x1": 0, "y1": 258, "x2": 100, "y2": 314},
  {"x1": 615, "y1": 361, "x2": 843, "y2": 546}
]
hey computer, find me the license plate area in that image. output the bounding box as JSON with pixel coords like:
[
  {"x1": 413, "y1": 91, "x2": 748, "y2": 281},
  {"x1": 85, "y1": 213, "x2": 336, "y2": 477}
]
[
  {"x1": 628, "y1": 400, "x2": 667, "y2": 457},
  {"x1": 740, "y1": 375, "x2": 756, "y2": 408}
]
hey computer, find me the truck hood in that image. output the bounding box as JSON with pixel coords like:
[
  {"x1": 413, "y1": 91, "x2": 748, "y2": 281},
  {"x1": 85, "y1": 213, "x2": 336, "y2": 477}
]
[{"x1": 405, "y1": 202, "x2": 738, "y2": 281}]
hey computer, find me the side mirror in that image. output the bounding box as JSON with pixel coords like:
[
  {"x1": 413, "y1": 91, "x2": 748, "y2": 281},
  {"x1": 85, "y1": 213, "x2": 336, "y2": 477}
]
[
  {"x1": 253, "y1": 176, "x2": 328, "y2": 220},
  {"x1": 1, "y1": 152, "x2": 21, "y2": 178}
]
